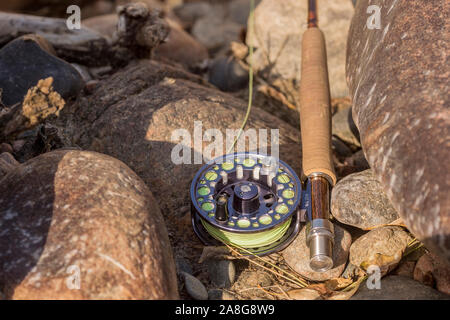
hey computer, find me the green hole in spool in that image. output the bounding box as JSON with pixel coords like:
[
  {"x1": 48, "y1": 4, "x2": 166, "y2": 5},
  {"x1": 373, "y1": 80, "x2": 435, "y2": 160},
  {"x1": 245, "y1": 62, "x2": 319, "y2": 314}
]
[
  {"x1": 275, "y1": 203, "x2": 289, "y2": 214},
  {"x1": 205, "y1": 171, "x2": 218, "y2": 181},
  {"x1": 235, "y1": 158, "x2": 241, "y2": 163},
  {"x1": 213, "y1": 165, "x2": 219, "y2": 170},
  {"x1": 289, "y1": 183, "x2": 294, "y2": 188},
  {"x1": 259, "y1": 214, "x2": 272, "y2": 225},
  {"x1": 287, "y1": 200, "x2": 294, "y2": 205},
  {"x1": 282, "y1": 189, "x2": 295, "y2": 199},
  {"x1": 243, "y1": 158, "x2": 256, "y2": 167},
  {"x1": 252, "y1": 222, "x2": 259, "y2": 228},
  {"x1": 228, "y1": 221, "x2": 235, "y2": 227},
  {"x1": 201, "y1": 202, "x2": 214, "y2": 211},
  {"x1": 197, "y1": 197, "x2": 204, "y2": 203},
  {"x1": 198, "y1": 186, "x2": 210, "y2": 196},
  {"x1": 237, "y1": 219, "x2": 251, "y2": 228},
  {"x1": 221, "y1": 161, "x2": 234, "y2": 171},
  {"x1": 208, "y1": 213, "x2": 215, "y2": 217},
  {"x1": 277, "y1": 174, "x2": 290, "y2": 184},
  {"x1": 200, "y1": 180, "x2": 206, "y2": 184},
  {"x1": 274, "y1": 214, "x2": 281, "y2": 220}
]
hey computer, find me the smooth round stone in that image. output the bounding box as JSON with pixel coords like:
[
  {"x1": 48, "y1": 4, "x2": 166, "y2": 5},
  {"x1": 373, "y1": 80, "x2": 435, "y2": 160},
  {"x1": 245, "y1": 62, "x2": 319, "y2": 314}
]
[
  {"x1": 182, "y1": 272, "x2": 208, "y2": 300},
  {"x1": 282, "y1": 224, "x2": 352, "y2": 281},
  {"x1": 331, "y1": 170, "x2": 400, "y2": 230},
  {"x1": 349, "y1": 226, "x2": 413, "y2": 276}
]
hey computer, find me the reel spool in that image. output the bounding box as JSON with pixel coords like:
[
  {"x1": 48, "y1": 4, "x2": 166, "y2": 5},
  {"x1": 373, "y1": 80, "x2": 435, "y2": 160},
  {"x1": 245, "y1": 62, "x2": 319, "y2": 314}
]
[{"x1": 190, "y1": 153, "x2": 303, "y2": 256}]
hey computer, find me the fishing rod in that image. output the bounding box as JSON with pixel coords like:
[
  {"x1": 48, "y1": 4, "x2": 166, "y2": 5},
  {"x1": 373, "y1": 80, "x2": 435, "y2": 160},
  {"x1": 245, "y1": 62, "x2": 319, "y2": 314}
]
[
  {"x1": 300, "y1": 0, "x2": 336, "y2": 272},
  {"x1": 189, "y1": 0, "x2": 335, "y2": 272}
]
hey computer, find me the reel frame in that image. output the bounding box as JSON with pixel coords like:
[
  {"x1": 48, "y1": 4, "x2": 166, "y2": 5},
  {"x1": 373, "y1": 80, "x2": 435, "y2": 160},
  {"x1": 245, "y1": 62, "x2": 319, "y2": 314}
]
[{"x1": 190, "y1": 152, "x2": 311, "y2": 256}]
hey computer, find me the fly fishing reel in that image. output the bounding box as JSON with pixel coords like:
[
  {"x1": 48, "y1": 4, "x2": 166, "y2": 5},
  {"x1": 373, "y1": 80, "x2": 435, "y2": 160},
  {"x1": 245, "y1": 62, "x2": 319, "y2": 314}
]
[{"x1": 190, "y1": 153, "x2": 306, "y2": 256}]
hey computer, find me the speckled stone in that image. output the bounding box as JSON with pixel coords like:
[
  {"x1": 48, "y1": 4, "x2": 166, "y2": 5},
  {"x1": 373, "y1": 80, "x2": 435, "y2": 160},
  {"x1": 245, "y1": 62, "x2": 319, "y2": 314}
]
[
  {"x1": 0, "y1": 150, "x2": 178, "y2": 299},
  {"x1": 347, "y1": 0, "x2": 449, "y2": 262},
  {"x1": 349, "y1": 226, "x2": 413, "y2": 276},
  {"x1": 282, "y1": 224, "x2": 352, "y2": 281},
  {"x1": 331, "y1": 170, "x2": 400, "y2": 230}
]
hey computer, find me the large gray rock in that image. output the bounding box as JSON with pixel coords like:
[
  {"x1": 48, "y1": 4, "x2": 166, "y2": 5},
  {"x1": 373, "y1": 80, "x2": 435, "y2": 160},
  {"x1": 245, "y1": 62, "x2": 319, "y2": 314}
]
[
  {"x1": 347, "y1": 0, "x2": 449, "y2": 262},
  {"x1": 247, "y1": 0, "x2": 353, "y2": 103},
  {"x1": 351, "y1": 276, "x2": 450, "y2": 300},
  {"x1": 331, "y1": 170, "x2": 400, "y2": 230},
  {"x1": 0, "y1": 150, "x2": 178, "y2": 299}
]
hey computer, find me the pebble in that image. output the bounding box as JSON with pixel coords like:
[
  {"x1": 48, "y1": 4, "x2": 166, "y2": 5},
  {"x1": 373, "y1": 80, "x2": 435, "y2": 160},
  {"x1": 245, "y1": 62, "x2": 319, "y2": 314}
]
[
  {"x1": 349, "y1": 226, "x2": 413, "y2": 276},
  {"x1": 282, "y1": 224, "x2": 352, "y2": 281},
  {"x1": 182, "y1": 272, "x2": 208, "y2": 300},
  {"x1": 331, "y1": 170, "x2": 400, "y2": 230}
]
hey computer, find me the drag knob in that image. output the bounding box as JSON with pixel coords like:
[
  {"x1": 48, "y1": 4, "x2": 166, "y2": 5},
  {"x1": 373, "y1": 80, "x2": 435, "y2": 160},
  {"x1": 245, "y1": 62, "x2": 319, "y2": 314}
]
[{"x1": 232, "y1": 183, "x2": 260, "y2": 214}]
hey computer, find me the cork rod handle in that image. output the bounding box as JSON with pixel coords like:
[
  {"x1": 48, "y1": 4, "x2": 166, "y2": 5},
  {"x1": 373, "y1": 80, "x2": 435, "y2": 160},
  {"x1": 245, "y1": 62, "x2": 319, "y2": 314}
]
[{"x1": 299, "y1": 27, "x2": 336, "y2": 185}]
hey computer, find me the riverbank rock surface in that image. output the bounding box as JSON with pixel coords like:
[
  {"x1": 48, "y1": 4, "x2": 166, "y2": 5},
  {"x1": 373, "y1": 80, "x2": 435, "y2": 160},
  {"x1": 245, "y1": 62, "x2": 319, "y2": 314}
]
[
  {"x1": 0, "y1": 150, "x2": 178, "y2": 299},
  {"x1": 347, "y1": 0, "x2": 449, "y2": 262}
]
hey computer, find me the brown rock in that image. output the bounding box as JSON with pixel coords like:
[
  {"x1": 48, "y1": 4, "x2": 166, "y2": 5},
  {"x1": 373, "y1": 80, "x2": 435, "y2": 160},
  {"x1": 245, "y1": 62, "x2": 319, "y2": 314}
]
[
  {"x1": 347, "y1": 0, "x2": 449, "y2": 262},
  {"x1": 57, "y1": 59, "x2": 302, "y2": 263},
  {"x1": 0, "y1": 150, "x2": 178, "y2": 299},
  {"x1": 349, "y1": 226, "x2": 414, "y2": 276},
  {"x1": 414, "y1": 252, "x2": 450, "y2": 295},
  {"x1": 331, "y1": 170, "x2": 400, "y2": 230},
  {"x1": 282, "y1": 224, "x2": 352, "y2": 281},
  {"x1": 154, "y1": 18, "x2": 209, "y2": 70}
]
